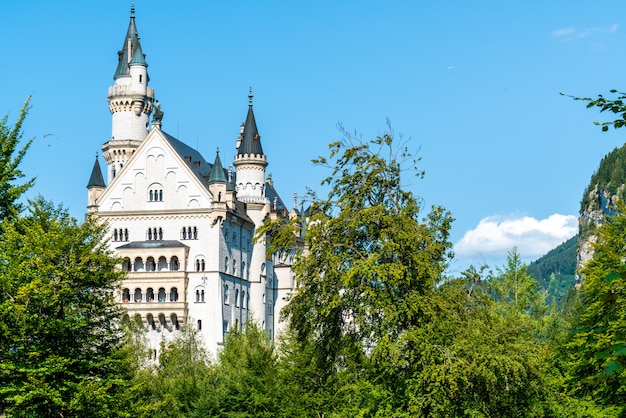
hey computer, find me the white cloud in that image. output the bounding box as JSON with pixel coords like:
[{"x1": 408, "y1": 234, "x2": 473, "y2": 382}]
[
  {"x1": 551, "y1": 24, "x2": 619, "y2": 41},
  {"x1": 454, "y1": 213, "x2": 578, "y2": 260}
]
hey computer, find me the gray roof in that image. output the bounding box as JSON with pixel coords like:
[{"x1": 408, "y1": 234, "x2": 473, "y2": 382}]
[
  {"x1": 266, "y1": 181, "x2": 286, "y2": 212},
  {"x1": 236, "y1": 90, "x2": 264, "y2": 156},
  {"x1": 116, "y1": 240, "x2": 187, "y2": 250},
  {"x1": 161, "y1": 131, "x2": 212, "y2": 184},
  {"x1": 129, "y1": 42, "x2": 147, "y2": 66},
  {"x1": 87, "y1": 156, "x2": 106, "y2": 188},
  {"x1": 208, "y1": 151, "x2": 228, "y2": 183}
]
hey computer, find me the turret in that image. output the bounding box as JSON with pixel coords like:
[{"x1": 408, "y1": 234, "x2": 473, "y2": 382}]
[
  {"x1": 233, "y1": 89, "x2": 268, "y2": 204},
  {"x1": 102, "y1": 5, "x2": 155, "y2": 183},
  {"x1": 87, "y1": 154, "x2": 106, "y2": 213},
  {"x1": 208, "y1": 149, "x2": 230, "y2": 209}
]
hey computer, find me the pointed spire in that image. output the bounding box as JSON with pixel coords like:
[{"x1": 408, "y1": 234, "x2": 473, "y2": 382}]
[
  {"x1": 87, "y1": 154, "x2": 106, "y2": 188},
  {"x1": 237, "y1": 88, "x2": 264, "y2": 156},
  {"x1": 208, "y1": 149, "x2": 228, "y2": 183},
  {"x1": 114, "y1": 5, "x2": 145, "y2": 79},
  {"x1": 129, "y1": 42, "x2": 147, "y2": 66}
]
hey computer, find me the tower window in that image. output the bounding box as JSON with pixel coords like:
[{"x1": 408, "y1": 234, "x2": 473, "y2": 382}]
[{"x1": 139, "y1": 74, "x2": 143, "y2": 83}]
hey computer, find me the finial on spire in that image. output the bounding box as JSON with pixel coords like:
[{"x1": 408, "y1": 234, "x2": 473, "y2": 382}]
[
  {"x1": 216, "y1": 147, "x2": 220, "y2": 155},
  {"x1": 131, "y1": 2, "x2": 135, "y2": 18},
  {"x1": 95, "y1": 152, "x2": 99, "y2": 159},
  {"x1": 248, "y1": 87, "x2": 253, "y2": 107}
]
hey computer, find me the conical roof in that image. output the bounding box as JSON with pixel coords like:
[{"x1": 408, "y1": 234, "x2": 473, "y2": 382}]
[
  {"x1": 208, "y1": 150, "x2": 228, "y2": 183},
  {"x1": 114, "y1": 5, "x2": 146, "y2": 79},
  {"x1": 87, "y1": 156, "x2": 106, "y2": 188},
  {"x1": 236, "y1": 89, "x2": 264, "y2": 156}
]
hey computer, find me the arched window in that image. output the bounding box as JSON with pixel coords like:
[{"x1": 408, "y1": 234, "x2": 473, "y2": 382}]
[
  {"x1": 201, "y1": 289, "x2": 205, "y2": 302},
  {"x1": 182, "y1": 227, "x2": 187, "y2": 239},
  {"x1": 158, "y1": 287, "x2": 166, "y2": 302},
  {"x1": 201, "y1": 259, "x2": 205, "y2": 272},
  {"x1": 124, "y1": 228, "x2": 129, "y2": 241},
  {"x1": 146, "y1": 257, "x2": 156, "y2": 272},
  {"x1": 149, "y1": 190, "x2": 154, "y2": 201},
  {"x1": 158, "y1": 256, "x2": 167, "y2": 271},
  {"x1": 242, "y1": 261, "x2": 246, "y2": 278},
  {"x1": 187, "y1": 226, "x2": 192, "y2": 238},
  {"x1": 147, "y1": 228, "x2": 153, "y2": 240},
  {"x1": 241, "y1": 291, "x2": 245, "y2": 309},
  {"x1": 197, "y1": 320, "x2": 202, "y2": 331},
  {"x1": 159, "y1": 190, "x2": 163, "y2": 201},
  {"x1": 193, "y1": 227, "x2": 198, "y2": 239},
  {"x1": 235, "y1": 289, "x2": 239, "y2": 307},
  {"x1": 158, "y1": 313, "x2": 167, "y2": 329},
  {"x1": 224, "y1": 285, "x2": 229, "y2": 304},
  {"x1": 134, "y1": 257, "x2": 144, "y2": 272},
  {"x1": 170, "y1": 287, "x2": 179, "y2": 302},
  {"x1": 121, "y1": 258, "x2": 131, "y2": 271},
  {"x1": 134, "y1": 288, "x2": 142, "y2": 302},
  {"x1": 195, "y1": 289, "x2": 200, "y2": 302},
  {"x1": 171, "y1": 313, "x2": 179, "y2": 330},
  {"x1": 146, "y1": 313, "x2": 155, "y2": 330},
  {"x1": 233, "y1": 260, "x2": 237, "y2": 276},
  {"x1": 113, "y1": 229, "x2": 118, "y2": 241},
  {"x1": 158, "y1": 227, "x2": 163, "y2": 240},
  {"x1": 171, "y1": 256, "x2": 179, "y2": 271},
  {"x1": 225, "y1": 257, "x2": 229, "y2": 272},
  {"x1": 196, "y1": 260, "x2": 200, "y2": 272},
  {"x1": 146, "y1": 287, "x2": 154, "y2": 302},
  {"x1": 122, "y1": 288, "x2": 130, "y2": 303}
]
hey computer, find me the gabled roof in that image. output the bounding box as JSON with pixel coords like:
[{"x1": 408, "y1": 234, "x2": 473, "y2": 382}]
[
  {"x1": 236, "y1": 89, "x2": 264, "y2": 156},
  {"x1": 87, "y1": 156, "x2": 106, "y2": 188},
  {"x1": 266, "y1": 180, "x2": 286, "y2": 212},
  {"x1": 160, "y1": 131, "x2": 212, "y2": 186},
  {"x1": 114, "y1": 5, "x2": 147, "y2": 79},
  {"x1": 208, "y1": 150, "x2": 228, "y2": 183}
]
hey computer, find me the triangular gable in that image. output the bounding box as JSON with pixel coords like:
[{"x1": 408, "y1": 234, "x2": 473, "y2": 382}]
[{"x1": 96, "y1": 129, "x2": 216, "y2": 212}]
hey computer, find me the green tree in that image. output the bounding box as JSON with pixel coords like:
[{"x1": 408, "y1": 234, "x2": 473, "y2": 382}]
[
  {"x1": 131, "y1": 324, "x2": 211, "y2": 418},
  {"x1": 562, "y1": 90, "x2": 626, "y2": 132},
  {"x1": 565, "y1": 200, "x2": 626, "y2": 413},
  {"x1": 0, "y1": 198, "x2": 129, "y2": 417},
  {"x1": 490, "y1": 247, "x2": 546, "y2": 318},
  {"x1": 261, "y1": 129, "x2": 454, "y2": 379},
  {"x1": 0, "y1": 97, "x2": 35, "y2": 222},
  {"x1": 194, "y1": 321, "x2": 283, "y2": 417}
]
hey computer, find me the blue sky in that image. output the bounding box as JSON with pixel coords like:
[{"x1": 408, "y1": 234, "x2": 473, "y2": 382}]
[{"x1": 2, "y1": 1, "x2": 626, "y2": 273}]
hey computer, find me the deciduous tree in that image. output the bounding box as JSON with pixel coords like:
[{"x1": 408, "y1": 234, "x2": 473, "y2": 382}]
[{"x1": 0, "y1": 198, "x2": 128, "y2": 417}]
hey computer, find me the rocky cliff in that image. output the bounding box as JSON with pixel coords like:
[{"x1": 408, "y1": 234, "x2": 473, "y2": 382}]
[{"x1": 577, "y1": 144, "x2": 626, "y2": 281}]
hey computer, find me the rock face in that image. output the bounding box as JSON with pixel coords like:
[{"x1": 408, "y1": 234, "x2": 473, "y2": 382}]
[{"x1": 577, "y1": 144, "x2": 626, "y2": 282}]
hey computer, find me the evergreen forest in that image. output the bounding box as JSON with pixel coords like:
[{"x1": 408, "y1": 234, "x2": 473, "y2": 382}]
[{"x1": 3, "y1": 97, "x2": 626, "y2": 417}]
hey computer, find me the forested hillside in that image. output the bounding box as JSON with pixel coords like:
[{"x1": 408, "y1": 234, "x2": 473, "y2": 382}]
[{"x1": 527, "y1": 235, "x2": 577, "y2": 306}]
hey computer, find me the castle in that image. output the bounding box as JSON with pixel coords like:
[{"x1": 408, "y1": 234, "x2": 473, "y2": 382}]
[{"x1": 86, "y1": 7, "x2": 296, "y2": 356}]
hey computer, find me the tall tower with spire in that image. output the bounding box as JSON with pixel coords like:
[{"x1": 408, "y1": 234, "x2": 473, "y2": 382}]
[
  {"x1": 233, "y1": 89, "x2": 268, "y2": 204},
  {"x1": 102, "y1": 4, "x2": 154, "y2": 183}
]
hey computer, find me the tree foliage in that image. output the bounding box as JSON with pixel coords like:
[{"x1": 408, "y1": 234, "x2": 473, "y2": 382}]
[
  {"x1": 0, "y1": 97, "x2": 35, "y2": 222},
  {"x1": 0, "y1": 198, "x2": 128, "y2": 417},
  {"x1": 562, "y1": 89, "x2": 626, "y2": 132},
  {"x1": 565, "y1": 201, "x2": 626, "y2": 412},
  {"x1": 257, "y1": 129, "x2": 566, "y2": 416}
]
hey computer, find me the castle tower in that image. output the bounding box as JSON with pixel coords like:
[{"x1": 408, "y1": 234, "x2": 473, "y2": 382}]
[
  {"x1": 233, "y1": 89, "x2": 268, "y2": 204},
  {"x1": 102, "y1": 5, "x2": 155, "y2": 183},
  {"x1": 86, "y1": 154, "x2": 106, "y2": 213}
]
